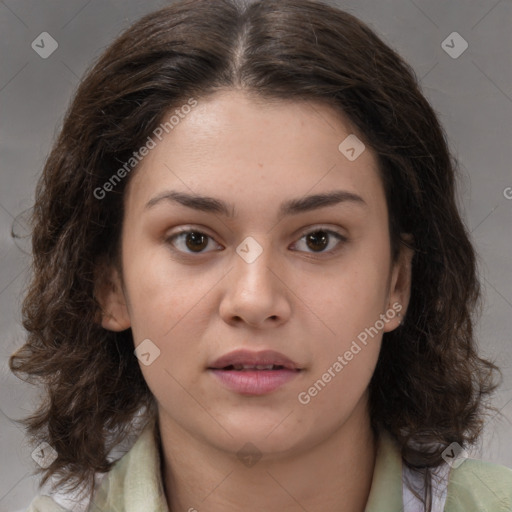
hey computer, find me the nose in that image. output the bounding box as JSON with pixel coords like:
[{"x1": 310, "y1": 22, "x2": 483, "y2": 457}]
[{"x1": 219, "y1": 236, "x2": 292, "y2": 329}]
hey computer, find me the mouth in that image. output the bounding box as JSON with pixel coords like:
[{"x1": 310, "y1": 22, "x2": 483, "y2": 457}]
[
  {"x1": 217, "y1": 364, "x2": 290, "y2": 371},
  {"x1": 207, "y1": 349, "x2": 303, "y2": 395},
  {"x1": 208, "y1": 349, "x2": 301, "y2": 371}
]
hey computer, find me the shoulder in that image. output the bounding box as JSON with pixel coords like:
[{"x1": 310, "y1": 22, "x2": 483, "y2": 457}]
[
  {"x1": 23, "y1": 417, "x2": 154, "y2": 512},
  {"x1": 445, "y1": 458, "x2": 512, "y2": 511},
  {"x1": 22, "y1": 469, "x2": 108, "y2": 512},
  {"x1": 24, "y1": 495, "x2": 68, "y2": 512}
]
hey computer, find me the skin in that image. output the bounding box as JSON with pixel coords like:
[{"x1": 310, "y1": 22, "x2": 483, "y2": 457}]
[{"x1": 96, "y1": 89, "x2": 413, "y2": 512}]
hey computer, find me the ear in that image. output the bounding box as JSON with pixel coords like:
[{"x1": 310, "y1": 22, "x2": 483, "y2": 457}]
[
  {"x1": 383, "y1": 235, "x2": 414, "y2": 333},
  {"x1": 93, "y1": 260, "x2": 131, "y2": 332}
]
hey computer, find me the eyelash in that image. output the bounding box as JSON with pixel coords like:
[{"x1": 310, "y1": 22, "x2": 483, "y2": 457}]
[{"x1": 165, "y1": 226, "x2": 347, "y2": 257}]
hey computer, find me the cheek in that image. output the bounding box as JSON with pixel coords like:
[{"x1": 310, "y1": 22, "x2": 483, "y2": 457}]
[
  {"x1": 126, "y1": 256, "x2": 207, "y2": 402},
  {"x1": 123, "y1": 246, "x2": 199, "y2": 335},
  {"x1": 305, "y1": 249, "x2": 390, "y2": 343},
  {"x1": 298, "y1": 234, "x2": 391, "y2": 400},
  {"x1": 123, "y1": 246, "x2": 223, "y2": 370},
  {"x1": 299, "y1": 277, "x2": 384, "y2": 416}
]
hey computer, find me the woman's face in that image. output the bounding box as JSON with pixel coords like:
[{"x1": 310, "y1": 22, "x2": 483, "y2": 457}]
[{"x1": 98, "y1": 89, "x2": 412, "y2": 456}]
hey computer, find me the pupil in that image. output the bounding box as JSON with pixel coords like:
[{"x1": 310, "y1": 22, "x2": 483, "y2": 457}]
[
  {"x1": 307, "y1": 231, "x2": 328, "y2": 252},
  {"x1": 186, "y1": 232, "x2": 207, "y2": 252}
]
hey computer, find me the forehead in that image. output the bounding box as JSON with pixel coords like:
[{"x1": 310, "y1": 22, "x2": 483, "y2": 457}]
[{"x1": 123, "y1": 89, "x2": 385, "y2": 218}]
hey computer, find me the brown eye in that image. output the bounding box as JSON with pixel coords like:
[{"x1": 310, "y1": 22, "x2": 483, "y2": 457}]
[
  {"x1": 166, "y1": 230, "x2": 219, "y2": 254},
  {"x1": 166, "y1": 227, "x2": 346, "y2": 257},
  {"x1": 292, "y1": 228, "x2": 346, "y2": 254},
  {"x1": 306, "y1": 231, "x2": 329, "y2": 252},
  {"x1": 184, "y1": 232, "x2": 209, "y2": 252}
]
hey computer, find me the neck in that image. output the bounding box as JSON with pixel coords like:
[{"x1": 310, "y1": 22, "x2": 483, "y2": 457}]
[{"x1": 158, "y1": 395, "x2": 377, "y2": 512}]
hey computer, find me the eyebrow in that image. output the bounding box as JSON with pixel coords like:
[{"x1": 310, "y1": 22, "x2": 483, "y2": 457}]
[{"x1": 144, "y1": 189, "x2": 366, "y2": 219}]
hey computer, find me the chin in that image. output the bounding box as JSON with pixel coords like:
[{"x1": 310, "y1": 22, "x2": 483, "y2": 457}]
[{"x1": 204, "y1": 414, "x2": 312, "y2": 454}]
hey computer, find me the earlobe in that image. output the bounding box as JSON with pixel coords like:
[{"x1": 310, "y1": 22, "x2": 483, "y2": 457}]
[
  {"x1": 100, "y1": 308, "x2": 131, "y2": 332},
  {"x1": 93, "y1": 262, "x2": 131, "y2": 332}
]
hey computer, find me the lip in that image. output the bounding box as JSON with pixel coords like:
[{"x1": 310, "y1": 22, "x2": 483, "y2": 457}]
[
  {"x1": 208, "y1": 349, "x2": 300, "y2": 371},
  {"x1": 208, "y1": 349, "x2": 302, "y2": 396}
]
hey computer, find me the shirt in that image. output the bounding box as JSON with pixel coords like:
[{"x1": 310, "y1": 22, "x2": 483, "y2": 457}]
[{"x1": 25, "y1": 421, "x2": 512, "y2": 512}]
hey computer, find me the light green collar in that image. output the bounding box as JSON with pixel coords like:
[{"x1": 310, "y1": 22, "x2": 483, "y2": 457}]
[
  {"x1": 90, "y1": 422, "x2": 402, "y2": 512},
  {"x1": 364, "y1": 429, "x2": 404, "y2": 511},
  {"x1": 89, "y1": 420, "x2": 169, "y2": 512}
]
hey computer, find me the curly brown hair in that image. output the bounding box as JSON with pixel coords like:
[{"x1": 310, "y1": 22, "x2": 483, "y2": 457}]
[{"x1": 9, "y1": 0, "x2": 501, "y2": 509}]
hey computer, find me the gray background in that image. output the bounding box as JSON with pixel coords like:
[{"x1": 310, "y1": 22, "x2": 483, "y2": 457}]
[{"x1": 1, "y1": 0, "x2": 511, "y2": 510}]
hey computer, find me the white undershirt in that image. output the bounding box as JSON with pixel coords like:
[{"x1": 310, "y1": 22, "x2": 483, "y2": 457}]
[{"x1": 402, "y1": 461, "x2": 451, "y2": 512}]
